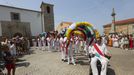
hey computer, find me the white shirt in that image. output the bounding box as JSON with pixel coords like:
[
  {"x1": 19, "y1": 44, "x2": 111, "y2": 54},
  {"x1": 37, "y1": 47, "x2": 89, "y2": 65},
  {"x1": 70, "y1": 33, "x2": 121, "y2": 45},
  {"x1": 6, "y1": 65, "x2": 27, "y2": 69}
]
[
  {"x1": 60, "y1": 37, "x2": 64, "y2": 47},
  {"x1": 41, "y1": 36, "x2": 45, "y2": 41},
  {"x1": 47, "y1": 37, "x2": 50, "y2": 45},
  {"x1": 10, "y1": 44, "x2": 16, "y2": 56},
  {"x1": 120, "y1": 37, "x2": 124, "y2": 44},
  {"x1": 63, "y1": 37, "x2": 67, "y2": 47},
  {"x1": 47, "y1": 37, "x2": 50, "y2": 42},
  {"x1": 90, "y1": 43, "x2": 109, "y2": 61},
  {"x1": 91, "y1": 43, "x2": 108, "y2": 55},
  {"x1": 102, "y1": 37, "x2": 107, "y2": 44}
]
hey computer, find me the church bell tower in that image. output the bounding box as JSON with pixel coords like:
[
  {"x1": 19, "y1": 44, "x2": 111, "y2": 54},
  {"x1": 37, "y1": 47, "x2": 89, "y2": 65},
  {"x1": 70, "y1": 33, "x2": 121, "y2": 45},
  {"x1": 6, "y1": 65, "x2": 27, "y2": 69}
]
[{"x1": 40, "y1": 2, "x2": 54, "y2": 32}]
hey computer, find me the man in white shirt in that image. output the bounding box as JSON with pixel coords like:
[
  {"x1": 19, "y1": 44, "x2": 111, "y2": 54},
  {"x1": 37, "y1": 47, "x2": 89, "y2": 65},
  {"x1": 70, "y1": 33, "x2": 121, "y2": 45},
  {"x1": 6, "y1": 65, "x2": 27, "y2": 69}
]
[
  {"x1": 74, "y1": 36, "x2": 80, "y2": 53},
  {"x1": 9, "y1": 41, "x2": 16, "y2": 56},
  {"x1": 37, "y1": 37, "x2": 42, "y2": 50},
  {"x1": 59, "y1": 36, "x2": 64, "y2": 61},
  {"x1": 62, "y1": 37, "x2": 68, "y2": 61},
  {"x1": 46, "y1": 36, "x2": 51, "y2": 52},
  {"x1": 120, "y1": 36, "x2": 125, "y2": 49},
  {"x1": 41, "y1": 36, "x2": 46, "y2": 51},
  {"x1": 67, "y1": 37, "x2": 76, "y2": 65},
  {"x1": 89, "y1": 37, "x2": 111, "y2": 75},
  {"x1": 32, "y1": 39, "x2": 37, "y2": 49}
]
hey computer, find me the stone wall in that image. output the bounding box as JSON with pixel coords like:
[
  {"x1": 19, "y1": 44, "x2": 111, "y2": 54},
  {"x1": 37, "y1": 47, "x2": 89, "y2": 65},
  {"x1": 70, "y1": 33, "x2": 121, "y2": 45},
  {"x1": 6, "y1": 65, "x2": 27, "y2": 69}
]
[{"x1": 0, "y1": 21, "x2": 31, "y2": 38}]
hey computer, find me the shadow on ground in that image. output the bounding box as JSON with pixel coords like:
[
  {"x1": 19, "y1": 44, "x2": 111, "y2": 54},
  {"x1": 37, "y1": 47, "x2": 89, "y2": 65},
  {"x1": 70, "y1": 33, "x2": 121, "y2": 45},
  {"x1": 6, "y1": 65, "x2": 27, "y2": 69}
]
[
  {"x1": 77, "y1": 56, "x2": 89, "y2": 60},
  {"x1": 89, "y1": 67, "x2": 116, "y2": 75},
  {"x1": 16, "y1": 50, "x2": 36, "y2": 58},
  {"x1": 16, "y1": 62, "x2": 30, "y2": 68},
  {"x1": 107, "y1": 67, "x2": 116, "y2": 75},
  {"x1": 78, "y1": 61, "x2": 89, "y2": 65},
  {"x1": 16, "y1": 59, "x2": 26, "y2": 62}
]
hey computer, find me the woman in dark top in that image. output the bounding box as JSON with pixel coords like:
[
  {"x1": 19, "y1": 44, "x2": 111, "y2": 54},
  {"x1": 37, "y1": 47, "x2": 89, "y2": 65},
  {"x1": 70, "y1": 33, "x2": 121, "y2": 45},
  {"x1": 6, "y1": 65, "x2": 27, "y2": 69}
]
[{"x1": 4, "y1": 51, "x2": 16, "y2": 75}]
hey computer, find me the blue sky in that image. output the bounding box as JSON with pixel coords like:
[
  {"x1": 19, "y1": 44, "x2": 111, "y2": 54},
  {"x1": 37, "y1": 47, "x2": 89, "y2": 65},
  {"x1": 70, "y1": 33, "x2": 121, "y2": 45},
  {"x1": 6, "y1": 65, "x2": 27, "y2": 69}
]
[{"x1": 0, "y1": 0, "x2": 134, "y2": 34}]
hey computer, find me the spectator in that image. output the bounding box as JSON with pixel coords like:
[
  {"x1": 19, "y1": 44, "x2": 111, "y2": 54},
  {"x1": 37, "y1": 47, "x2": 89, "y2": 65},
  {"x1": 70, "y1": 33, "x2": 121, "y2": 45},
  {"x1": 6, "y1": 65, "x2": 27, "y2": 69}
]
[
  {"x1": 124, "y1": 35, "x2": 129, "y2": 50},
  {"x1": 129, "y1": 35, "x2": 133, "y2": 50},
  {"x1": 108, "y1": 36, "x2": 113, "y2": 47},
  {"x1": 113, "y1": 36, "x2": 119, "y2": 48},
  {"x1": 4, "y1": 49, "x2": 16, "y2": 75},
  {"x1": 9, "y1": 41, "x2": 16, "y2": 57}
]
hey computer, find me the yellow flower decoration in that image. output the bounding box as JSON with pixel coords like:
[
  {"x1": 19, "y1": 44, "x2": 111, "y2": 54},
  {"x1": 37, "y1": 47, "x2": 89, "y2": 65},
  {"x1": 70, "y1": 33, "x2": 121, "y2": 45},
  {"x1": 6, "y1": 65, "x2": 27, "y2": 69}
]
[
  {"x1": 76, "y1": 22, "x2": 93, "y2": 27},
  {"x1": 66, "y1": 28, "x2": 72, "y2": 39},
  {"x1": 94, "y1": 29, "x2": 100, "y2": 39}
]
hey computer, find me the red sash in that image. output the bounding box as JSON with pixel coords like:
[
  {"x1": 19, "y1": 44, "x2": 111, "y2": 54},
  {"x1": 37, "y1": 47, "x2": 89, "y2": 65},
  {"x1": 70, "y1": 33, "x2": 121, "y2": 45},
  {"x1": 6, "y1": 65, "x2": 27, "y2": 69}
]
[{"x1": 93, "y1": 44, "x2": 104, "y2": 56}]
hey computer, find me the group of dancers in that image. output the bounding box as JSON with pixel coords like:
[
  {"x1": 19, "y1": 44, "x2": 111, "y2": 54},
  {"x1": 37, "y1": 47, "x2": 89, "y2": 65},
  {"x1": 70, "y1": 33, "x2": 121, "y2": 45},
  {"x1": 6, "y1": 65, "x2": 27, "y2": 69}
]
[
  {"x1": 32, "y1": 34, "x2": 84, "y2": 65},
  {"x1": 32, "y1": 32, "x2": 111, "y2": 75}
]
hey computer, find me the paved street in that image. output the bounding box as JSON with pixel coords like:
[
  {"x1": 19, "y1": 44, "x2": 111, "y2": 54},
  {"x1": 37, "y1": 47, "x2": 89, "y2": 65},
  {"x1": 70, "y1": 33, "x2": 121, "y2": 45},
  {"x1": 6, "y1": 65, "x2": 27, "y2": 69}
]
[
  {"x1": 3, "y1": 47, "x2": 134, "y2": 75},
  {"x1": 6, "y1": 47, "x2": 89, "y2": 75},
  {"x1": 108, "y1": 47, "x2": 134, "y2": 75}
]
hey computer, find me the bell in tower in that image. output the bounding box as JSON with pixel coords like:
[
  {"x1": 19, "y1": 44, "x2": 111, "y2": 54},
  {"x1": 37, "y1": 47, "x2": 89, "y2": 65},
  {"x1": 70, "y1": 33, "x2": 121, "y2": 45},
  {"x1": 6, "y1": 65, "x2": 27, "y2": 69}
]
[{"x1": 40, "y1": 2, "x2": 54, "y2": 32}]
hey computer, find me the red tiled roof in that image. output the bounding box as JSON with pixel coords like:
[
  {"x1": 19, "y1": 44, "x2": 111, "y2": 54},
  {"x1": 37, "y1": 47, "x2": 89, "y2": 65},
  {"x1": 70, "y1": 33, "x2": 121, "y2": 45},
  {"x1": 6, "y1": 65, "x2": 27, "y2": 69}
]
[{"x1": 103, "y1": 18, "x2": 134, "y2": 27}]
